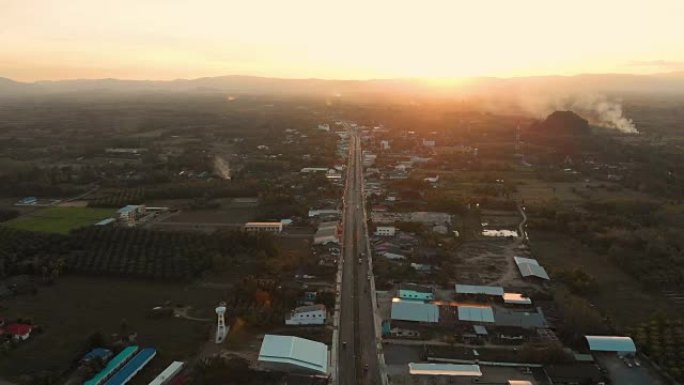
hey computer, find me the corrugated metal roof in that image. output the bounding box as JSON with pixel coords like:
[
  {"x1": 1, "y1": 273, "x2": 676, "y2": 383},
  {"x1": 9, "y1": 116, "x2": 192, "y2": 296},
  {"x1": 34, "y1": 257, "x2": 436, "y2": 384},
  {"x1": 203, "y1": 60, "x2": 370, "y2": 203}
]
[
  {"x1": 391, "y1": 301, "x2": 439, "y2": 323},
  {"x1": 494, "y1": 309, "x2": 547, "y2": 329},
  {"x1": 148, "y1": 361, "x2": 184, "y2": 385},
  {"x1": 585, "y1": 336, "x2": 636, "y2": 353},
  {"x1": 514, "y1": 256, "x2": 539, "y2": 266},
  {"x1": 258, "y1": 335, "x2": 328, "y2": 374},
  {"x1": 104, "y1": 348, "x2": 156, "y2": 385},
  {"x1": 502, "y1": 293, "x2": 532, "y2": 305},
  {"x1": 514, "y1": 258, "x2": 550, "y2": 280},
  {"x1": 457, "y1": 306, "x2": 495, "y2": 323},
  {"x1": 399, "y1": 290, "x2": 433, "y2": 300},
  {"x1": 455, "y1": 284, "x2": 504, "y2": 296},
  {"x1": 85, "y1": 346, "x2": 139, "y2": 385},
  {"x1": 408, "y1": 363, "x2": 482, "y2": 376}
]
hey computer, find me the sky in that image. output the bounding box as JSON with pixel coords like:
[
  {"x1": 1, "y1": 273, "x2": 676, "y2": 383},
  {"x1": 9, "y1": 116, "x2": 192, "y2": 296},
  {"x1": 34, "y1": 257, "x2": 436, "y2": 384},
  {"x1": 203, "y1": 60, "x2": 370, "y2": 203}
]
[{"x1": 1, "y1": 0, "x2": 684, "y2": 82}]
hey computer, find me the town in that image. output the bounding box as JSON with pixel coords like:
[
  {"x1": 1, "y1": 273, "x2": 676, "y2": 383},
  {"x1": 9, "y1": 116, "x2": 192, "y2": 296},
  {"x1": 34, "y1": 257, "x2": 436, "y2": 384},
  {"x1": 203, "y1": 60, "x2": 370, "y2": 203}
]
[{"x1": 0, "y1": 88, "x2": 683, "y2": 385}]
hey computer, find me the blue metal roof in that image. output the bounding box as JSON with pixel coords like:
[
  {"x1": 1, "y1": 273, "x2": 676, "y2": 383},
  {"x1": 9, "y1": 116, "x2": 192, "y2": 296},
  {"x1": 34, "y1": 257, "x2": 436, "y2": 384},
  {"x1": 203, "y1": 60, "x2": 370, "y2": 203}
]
[
  {"x1": 84, "y1": 346, "x2": 139, "y2": 385},
  {"x1": 82, "y1": 348, "x2": 112, "y2": 362},
  {"x1": 105, "y1": 348, "x2": 156, "y2": 385}
]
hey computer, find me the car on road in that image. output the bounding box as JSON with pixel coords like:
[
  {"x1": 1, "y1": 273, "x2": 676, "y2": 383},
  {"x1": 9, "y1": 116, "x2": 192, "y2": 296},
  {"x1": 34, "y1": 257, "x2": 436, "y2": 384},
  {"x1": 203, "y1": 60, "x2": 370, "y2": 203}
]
[{"x1": 358, "y1": 257, "x2": 362, "y2": 264}]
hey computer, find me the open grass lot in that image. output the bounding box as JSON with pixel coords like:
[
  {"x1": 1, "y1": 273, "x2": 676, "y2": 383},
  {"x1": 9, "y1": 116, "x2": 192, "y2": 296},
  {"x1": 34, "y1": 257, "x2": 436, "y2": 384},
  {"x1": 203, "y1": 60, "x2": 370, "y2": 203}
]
[
  {"x1": 0, "y1": 277, "x2": 227, "y2": 383},
  {"x1": 4, "y1": 207, "x2": 115, "y2": 234},
  {"x1": 529, "y1": 230, "x2": 676, "y2": 327}
]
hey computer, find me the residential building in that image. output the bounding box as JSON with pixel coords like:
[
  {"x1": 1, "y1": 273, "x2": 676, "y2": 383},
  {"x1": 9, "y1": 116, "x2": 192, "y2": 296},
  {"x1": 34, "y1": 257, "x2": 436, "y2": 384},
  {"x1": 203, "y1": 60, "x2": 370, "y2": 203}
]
[
  {"x1": 375, "y1": 226, "x2": 396, "y2": 237},
  {"x1": 244, "y1": 222, "x2": 283, "y2": 233},
  {"x1": 300, "y1": 167, "x2": 329, "y2": 173},
  {"x1": 308, "y1": 209, "x2": 340, "y2": 217},
  {"x1": 2, "y1": 323, "x2": 32, "y2": 340},
  {"x1": 313, "y1": 222, "x2": 340, "y2": 245},
  {"x1": 117, "y1": 205, "x2": 146, "y2": 226},
  {"x1": 258, "y1": 335, "x2": 329, "y2": 375},
  {"x1": 398, "y1": 285, "x2": 434, "y2": 302},
  {"x1": 285, "y1": 304, "x2": 327, "y2": 325}
]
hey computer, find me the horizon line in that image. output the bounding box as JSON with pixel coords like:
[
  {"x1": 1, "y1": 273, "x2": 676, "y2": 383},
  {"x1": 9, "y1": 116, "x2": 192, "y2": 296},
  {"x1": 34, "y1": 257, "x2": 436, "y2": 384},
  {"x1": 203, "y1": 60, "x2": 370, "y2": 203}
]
[{"x1": 3, "y1": 70, "x2": 684, "y2": 84}]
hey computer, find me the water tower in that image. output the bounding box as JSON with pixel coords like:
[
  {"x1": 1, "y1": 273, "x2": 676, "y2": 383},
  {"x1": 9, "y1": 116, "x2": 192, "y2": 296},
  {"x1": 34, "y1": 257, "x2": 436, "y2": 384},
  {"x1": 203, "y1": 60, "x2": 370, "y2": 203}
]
[{"x1": 215, "y1": 302, "x2": 228, "y2": 344}]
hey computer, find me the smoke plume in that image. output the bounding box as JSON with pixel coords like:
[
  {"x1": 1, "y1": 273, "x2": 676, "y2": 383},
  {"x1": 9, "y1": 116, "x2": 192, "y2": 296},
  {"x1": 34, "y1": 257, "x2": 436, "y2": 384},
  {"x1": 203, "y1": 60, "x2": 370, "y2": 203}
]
[{"x1": 508, "y1": 92, "x2": 639, "y2": 134}]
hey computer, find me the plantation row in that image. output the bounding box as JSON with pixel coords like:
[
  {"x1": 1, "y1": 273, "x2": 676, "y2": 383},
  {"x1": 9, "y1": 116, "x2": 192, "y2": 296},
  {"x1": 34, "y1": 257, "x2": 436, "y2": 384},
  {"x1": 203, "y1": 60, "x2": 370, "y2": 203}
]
[
  {"x1": 628, "y1": 318, "x2": 684, "y2": 381},
  {"x1": 89, "y1": 181, "x2": 259, "y2": 208},
  {"x1": 0, "y1": 226, "x2": 277, "y2": 280}
]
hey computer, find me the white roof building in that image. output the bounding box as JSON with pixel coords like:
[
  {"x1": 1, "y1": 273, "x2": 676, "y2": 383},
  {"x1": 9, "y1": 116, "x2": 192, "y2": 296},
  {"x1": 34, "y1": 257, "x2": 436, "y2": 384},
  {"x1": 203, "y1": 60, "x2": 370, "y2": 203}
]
[
  {"x1": 457, "y1": 306, "x2": 495, "y2": 323},
  {"x1": 408, "y1": 363, "x2": 482, "y2": 377},
  {"x1": 285, "y1": 304, "x2": 326, "y2": 326},
  {"x1": 258, "y1": 335, "x2": 329, "y2": 375},
  {"x1": 391, "y1": 301, "x2": 439, "y2": 323},
  {"x1": 148, "y1": 361, "x2": 184, "y2": 385}
]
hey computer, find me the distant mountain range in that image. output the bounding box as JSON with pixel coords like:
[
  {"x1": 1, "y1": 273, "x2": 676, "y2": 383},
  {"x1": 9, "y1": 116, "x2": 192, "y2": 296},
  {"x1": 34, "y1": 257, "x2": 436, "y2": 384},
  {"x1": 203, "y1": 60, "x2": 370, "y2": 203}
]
[{"x1": 2, "y1": 72, "x2": 684, "y2": 98}]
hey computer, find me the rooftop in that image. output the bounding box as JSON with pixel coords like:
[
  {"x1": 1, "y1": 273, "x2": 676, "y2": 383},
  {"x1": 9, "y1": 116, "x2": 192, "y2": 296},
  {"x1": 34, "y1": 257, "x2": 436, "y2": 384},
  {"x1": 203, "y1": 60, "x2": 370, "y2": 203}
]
[
  {"x1": 585, "y1": 335, "x2": 636, "y2": 353},
  {"x1": 457, "y1": 305, "x2": 495, "y2": 323},
  {"x1": 408, "y1": 363, "x2": 482, "y2": 377},
  {"x1": 493, "y1": 309, "x2": 547, "y2": 329},
  {"x1": 117, "y1": 205, "x2": 143, "y2": 215},
  {"x1": 292, "y1": 304, "x2": 326, "y2": 313},
  {"x1": 399, "y1": 284, "x2": 433, "y2": 294},
  {"x1": 391, "y1": 301, "x2": 439, "y2": 323},
  {"x1": 258, "y1": 335, "x2": 329, "y2": 375},
  {"x1": 455, "y1": 284, "x2": 504, "y2": 296},
  {"x1": 514, "y1": 257, "x2": 550, "y2": 280},
  {"x1": 502, "y1": 293, "x2": 532, "y2": 305}
]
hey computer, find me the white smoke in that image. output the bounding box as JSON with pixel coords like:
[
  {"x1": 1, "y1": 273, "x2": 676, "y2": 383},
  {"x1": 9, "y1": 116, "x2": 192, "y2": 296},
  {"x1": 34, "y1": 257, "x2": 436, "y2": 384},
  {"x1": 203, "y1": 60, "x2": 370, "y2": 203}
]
[
  {"x1": 508, "y1": 92, "x2": 639, "y2": 134},
  {"x1": 563, "y1": 94, "x2": 638, "y2": 134}
]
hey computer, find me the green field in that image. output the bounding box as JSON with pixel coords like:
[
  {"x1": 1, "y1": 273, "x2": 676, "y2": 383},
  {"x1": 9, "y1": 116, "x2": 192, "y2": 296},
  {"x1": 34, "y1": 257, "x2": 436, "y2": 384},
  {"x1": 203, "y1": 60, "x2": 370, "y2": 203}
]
[{"x1": 4, "y1": 207, "x2": 115, "y2": 234}]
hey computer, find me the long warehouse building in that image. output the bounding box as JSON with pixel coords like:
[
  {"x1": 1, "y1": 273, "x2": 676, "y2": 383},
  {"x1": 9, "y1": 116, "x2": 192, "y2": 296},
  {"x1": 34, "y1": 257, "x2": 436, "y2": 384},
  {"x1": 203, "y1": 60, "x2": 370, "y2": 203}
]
[
  {"x1": 148, "y1": 361, "x2": 184, "y2": 385},
  {"x1": 85, "y1": 346, "x2": 140, "y2": 385},
  {"x1": 105, "y1": 348, "x2": 157, "y2": 385}
]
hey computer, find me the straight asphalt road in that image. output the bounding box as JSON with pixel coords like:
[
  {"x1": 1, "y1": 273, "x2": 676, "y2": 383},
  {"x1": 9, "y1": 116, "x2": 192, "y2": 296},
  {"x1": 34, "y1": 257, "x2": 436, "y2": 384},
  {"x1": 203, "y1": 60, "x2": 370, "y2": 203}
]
[{"x1": 338, "y1": 126, "x2": 381, "y2": 385}]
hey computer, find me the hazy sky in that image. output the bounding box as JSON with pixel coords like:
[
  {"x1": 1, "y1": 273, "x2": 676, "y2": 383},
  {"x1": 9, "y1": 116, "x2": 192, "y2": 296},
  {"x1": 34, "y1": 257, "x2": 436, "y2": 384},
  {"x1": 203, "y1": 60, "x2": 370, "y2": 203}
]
[{"x1": 2, "y1": 0, "x2": 683, "y2": 81}]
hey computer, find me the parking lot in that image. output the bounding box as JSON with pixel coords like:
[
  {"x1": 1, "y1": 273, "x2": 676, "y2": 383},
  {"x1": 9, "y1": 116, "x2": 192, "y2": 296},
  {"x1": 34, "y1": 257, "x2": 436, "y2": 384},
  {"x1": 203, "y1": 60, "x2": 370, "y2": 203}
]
[{"x1": 595, "y1": 353, "x2": 666, "y2": 385}]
